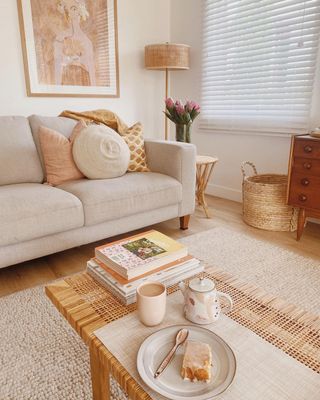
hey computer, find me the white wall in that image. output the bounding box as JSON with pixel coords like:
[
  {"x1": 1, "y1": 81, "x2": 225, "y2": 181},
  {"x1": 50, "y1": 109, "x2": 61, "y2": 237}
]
[
  {"x1": 0, "y1": 0, "x2": 170, "y2": 138},
  {"x1": 2, "y1": 0, "x2": 318, "y2": 202},
  {"x1": 170, "y1": 0, "x2": 320, "y2": 202}
]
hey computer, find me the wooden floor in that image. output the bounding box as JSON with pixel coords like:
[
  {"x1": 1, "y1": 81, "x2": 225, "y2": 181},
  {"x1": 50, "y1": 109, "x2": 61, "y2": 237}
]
[{"x1": 1, "y1": 196, "x2": 319, "y2": 298}]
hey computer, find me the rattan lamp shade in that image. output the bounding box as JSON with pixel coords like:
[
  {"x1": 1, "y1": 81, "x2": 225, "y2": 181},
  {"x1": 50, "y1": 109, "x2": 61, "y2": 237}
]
[{"x1": 145, "y1": 43, "x2": 190, "y2": 70}]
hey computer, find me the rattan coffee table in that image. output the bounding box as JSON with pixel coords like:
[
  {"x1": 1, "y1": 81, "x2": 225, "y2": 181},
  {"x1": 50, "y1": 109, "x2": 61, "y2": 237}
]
[{"x1": 45, "y1": 269, "x2": 320, "y2": 400}]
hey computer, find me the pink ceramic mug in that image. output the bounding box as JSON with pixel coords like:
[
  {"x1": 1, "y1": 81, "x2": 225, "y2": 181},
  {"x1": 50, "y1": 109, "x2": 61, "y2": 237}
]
[{"x1": 136, "y1": 282, "x2": 166, "y2": 326}]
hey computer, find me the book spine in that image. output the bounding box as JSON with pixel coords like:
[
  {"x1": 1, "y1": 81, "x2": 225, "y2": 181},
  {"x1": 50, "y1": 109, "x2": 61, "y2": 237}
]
[
  {"x1": 92, "y1": 255, "x2": 195, "y2": 285},
  {"x1": 88, "y1": 259, "x2": 200, "y2": 296},
  {"x1": 87, "y1": 264, "x2": 204, "y2": 306},
  {"x1": 87, "y1": 269, "x2": 130, "y2": 306}
]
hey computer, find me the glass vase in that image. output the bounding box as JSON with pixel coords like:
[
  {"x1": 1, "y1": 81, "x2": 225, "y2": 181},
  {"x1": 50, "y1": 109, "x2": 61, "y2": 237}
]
[{"x1": 175, "y1": 124, "x2": 191, "y2": 143}]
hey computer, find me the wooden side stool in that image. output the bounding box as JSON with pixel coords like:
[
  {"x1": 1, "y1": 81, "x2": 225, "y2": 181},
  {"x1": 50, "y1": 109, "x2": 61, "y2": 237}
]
[{"x1": 196, "y1": 155, "x2": 219, "y2": 218}]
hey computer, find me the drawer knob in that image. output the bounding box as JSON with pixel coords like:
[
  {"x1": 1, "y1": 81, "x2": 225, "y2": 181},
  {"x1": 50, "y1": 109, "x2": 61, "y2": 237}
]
[
  {"x1": 303, "y1": 162, "x2": 312, "y2": 169},
  {"x1": 304, "y1": 145, "x2": 313, "y2": 153},
  {"x1": 301, "y1": 178, "x2": 310, "y2": 186},
  {"x1": 299, "y1": 194, "x2": 308, "y2": 202}
]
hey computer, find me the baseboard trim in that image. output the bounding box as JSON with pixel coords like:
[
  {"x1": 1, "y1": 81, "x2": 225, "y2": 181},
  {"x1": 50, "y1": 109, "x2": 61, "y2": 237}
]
[{"x1": 206, "y1": 183, "x2": 242, "y2": 202}]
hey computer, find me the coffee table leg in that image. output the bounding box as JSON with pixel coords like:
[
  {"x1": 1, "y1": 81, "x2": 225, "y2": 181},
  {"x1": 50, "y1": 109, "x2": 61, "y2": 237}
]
[{"x1": 90, "y1": 344, "x2": 110, "y2": 400}]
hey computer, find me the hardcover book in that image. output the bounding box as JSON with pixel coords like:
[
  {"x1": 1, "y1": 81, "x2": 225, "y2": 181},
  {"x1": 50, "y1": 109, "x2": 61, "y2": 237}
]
[
  {"x1": 87, "y1": 257, "x2": 203, "y2": 305},
  {"x1": 95, "y1": 230, "x2": 188, "y2": 279},
  {"x1": 93, "y1": 255, "x2": 194, "y2": 285}
]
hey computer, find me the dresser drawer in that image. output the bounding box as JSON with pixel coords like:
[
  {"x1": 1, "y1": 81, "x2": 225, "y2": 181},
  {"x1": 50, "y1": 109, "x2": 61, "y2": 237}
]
[
  {"x1": 288, "y1": 190, "x2": 320, "y2": 209},
  {"x1": 292, "y1": 157, "x2": 320, "y2": 176},
  {"x1": 288, "y1": 173, "x2": 320, "y2": 209},
  {"x1": 294, "y1": 139, "x2": 320, "y2": 159}
]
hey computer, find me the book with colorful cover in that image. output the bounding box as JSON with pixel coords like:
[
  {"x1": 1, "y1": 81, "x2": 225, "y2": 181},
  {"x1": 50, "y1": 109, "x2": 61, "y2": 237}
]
[{"x1": 95, "y1": 230, "x2": 188, "y2": 279}]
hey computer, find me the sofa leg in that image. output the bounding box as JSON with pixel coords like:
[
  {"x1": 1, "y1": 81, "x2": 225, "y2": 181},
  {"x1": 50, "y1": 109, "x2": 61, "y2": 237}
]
[{"x1": 180, "y1": 215, "x2": 190, "y2": 230}]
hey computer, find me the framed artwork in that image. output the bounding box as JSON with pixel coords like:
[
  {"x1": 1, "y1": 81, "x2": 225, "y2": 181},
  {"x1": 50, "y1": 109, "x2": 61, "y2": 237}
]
[{"x1": 17, "y1": 0, "x2": 119, "y2": 97}]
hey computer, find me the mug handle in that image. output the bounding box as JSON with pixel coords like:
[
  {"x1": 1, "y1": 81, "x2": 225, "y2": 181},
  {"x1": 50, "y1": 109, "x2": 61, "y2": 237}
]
[{"x1": 217, "y1": 291, "x2": 233, "y2": 314}]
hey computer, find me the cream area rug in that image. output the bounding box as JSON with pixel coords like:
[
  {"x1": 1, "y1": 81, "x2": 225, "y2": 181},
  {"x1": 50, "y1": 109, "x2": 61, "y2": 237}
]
[
  {"x1": 0, "y1": 227, "x2": 319, "y2": 400},
  {"x1": 0, "y1": 286, "x2": 91, "y2": 400},
  {"x1": 183, "y1": 227, "x2": 320, "y2": 314}
]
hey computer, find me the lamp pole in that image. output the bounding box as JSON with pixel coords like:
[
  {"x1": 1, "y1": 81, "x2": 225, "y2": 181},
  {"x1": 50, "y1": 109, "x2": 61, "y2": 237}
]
[{"x1": 165, "y1": 68, "x2": 169, "y2": 140}]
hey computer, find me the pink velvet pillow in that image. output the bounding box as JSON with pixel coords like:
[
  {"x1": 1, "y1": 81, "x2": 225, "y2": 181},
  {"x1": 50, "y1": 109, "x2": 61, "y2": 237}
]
[{"x1": 39, "y1": 120, "x2": 86, "y2": 186}]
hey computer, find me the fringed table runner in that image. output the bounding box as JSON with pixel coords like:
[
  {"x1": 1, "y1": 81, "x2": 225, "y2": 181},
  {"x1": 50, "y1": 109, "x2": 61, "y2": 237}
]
[
  {"x1": 95, "y1": 291, "x2": 320, "y2": 400},
  {"x1": 65, "y1": 269, "x2": 320, "y2": 374},
  {"x1": 44, "y1": 269, "x2": 320, "y2": 400}
]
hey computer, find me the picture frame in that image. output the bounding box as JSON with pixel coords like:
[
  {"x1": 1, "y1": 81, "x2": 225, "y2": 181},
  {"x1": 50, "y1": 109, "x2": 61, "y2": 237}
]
[{"x1": 17, "y1": 0, "x2": 119, "y2": 98}]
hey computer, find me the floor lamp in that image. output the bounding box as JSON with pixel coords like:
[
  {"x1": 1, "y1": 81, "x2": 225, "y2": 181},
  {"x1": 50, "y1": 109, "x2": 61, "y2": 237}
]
[{"x1": 144, "y1": 43, "x2": 190, "y2": 140}]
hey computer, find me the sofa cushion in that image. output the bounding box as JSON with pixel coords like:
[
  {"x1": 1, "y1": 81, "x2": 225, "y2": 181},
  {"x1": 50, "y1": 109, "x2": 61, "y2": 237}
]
[
  {"x1": 0, "y1": 116, "x2": 43, "y2": 185},
  {"x1": 39, "y1": 122, "x2": 85, "y2": 186},
  {"x1": 0, "y1": 183, "x2": 84, "y2": 246},
  {"x1": 58, "y1": 172, "x2": 182, "y2": 226},
  {"x1": 28, "y1": 115, "x2": 77, "y2": 173},
  {"x1": 60, "y1": 110, "x2": 149, "y2": 172},
  {"x1": 119, "y1": 122, "x2": 149, "y2": 172},
  {"x1": 72, "y1": 124, "x2": 130, "y2": 179}
]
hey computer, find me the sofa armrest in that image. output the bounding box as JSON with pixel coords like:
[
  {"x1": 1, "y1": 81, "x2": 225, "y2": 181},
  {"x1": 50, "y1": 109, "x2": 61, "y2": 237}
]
[{"x1": 144, "y1": 139, "x2": 196, "y2": 216}]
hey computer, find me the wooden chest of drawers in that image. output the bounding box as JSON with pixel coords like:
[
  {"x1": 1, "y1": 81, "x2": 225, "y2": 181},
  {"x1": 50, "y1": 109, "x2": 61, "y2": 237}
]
[{"x1": 287, "y1": 135, "x2": 320, "y2": 240}]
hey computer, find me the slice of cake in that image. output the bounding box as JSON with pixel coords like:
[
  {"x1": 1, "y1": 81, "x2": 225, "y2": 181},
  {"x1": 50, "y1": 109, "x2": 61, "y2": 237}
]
[{"x1": 181, "y1": 340, "x2": 212, "y2": 382}]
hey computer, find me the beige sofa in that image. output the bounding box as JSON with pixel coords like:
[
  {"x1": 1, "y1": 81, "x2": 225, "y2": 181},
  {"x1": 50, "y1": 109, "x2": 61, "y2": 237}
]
[{"x1": 0, "y1": 115, "x2": 196, "y2": 269}]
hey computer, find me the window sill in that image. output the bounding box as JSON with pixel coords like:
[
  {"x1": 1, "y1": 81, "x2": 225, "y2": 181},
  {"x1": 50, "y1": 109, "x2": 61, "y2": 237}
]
[{"x1": 198, "y1": 126, "x2": 306, "y2": 138}]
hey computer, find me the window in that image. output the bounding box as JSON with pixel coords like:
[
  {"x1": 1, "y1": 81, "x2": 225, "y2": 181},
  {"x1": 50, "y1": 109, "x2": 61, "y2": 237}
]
[{"x1": 201, "y1": 0, "x2": 320, "y2": 134}]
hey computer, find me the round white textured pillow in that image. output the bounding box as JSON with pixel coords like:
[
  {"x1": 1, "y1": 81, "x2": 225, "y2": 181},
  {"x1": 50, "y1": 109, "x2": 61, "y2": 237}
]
[{"x1": 72, "y1": 124, "x2": 130, "y2": 179}]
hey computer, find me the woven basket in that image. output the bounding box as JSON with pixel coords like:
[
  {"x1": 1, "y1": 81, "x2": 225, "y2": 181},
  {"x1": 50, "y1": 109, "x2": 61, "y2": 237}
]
[{"x1": 241, "y1": 161, "x2": 298, "y2": 232}]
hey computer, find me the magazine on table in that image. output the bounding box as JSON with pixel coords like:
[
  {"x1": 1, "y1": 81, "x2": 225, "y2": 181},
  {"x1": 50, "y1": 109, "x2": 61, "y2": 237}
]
[
  {"x1": 95, "y1": 230, "x2": 188, "y2": 279},
  {"x1": 87, "y1": 257, "x2": 201, "y2": 296},
  {"x1": 87, "y1": 258, "x2": 204, "y2": 305},
  {"x1": 92, "y1": 254, "x2": 195, "y2": 285}
]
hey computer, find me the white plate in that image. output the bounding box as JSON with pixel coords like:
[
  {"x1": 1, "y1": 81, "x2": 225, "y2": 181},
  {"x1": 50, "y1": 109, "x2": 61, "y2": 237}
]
[{"x1": 137, "y1": 325, "x2": 236, "y2": 400}]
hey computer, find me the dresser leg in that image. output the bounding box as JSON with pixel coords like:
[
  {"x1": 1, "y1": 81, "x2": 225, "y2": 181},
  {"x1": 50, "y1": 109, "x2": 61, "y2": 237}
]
[{"x1": 297, "y1": 208, "x2": 306, "y2": 241}]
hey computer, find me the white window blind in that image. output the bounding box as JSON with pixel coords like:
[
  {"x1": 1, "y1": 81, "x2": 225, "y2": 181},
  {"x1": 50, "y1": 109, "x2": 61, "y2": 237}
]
[{"x1": 201, "y1": 0, "x2": 320, "y2": 134}]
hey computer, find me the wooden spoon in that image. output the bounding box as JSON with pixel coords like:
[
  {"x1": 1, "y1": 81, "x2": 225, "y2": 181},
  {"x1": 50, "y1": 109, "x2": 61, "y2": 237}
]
[{"x1": 154, "y1": 328, "x2": 189, "y2": 378}]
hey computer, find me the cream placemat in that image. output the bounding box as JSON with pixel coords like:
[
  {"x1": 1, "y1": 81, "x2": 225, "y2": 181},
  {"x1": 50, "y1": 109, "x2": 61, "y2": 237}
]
[{"x1": 94, "y1": 292, "x2": 320, "y2": 400}]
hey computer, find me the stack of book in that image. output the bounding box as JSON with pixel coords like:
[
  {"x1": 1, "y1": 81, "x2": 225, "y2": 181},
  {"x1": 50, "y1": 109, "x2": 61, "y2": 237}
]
[{"x1": 87, "y1": 230, "x2": 203, "y2": 305}]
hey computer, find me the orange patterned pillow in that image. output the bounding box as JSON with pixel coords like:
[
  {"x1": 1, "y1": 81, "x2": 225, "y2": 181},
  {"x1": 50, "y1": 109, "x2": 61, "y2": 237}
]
[
  {"x1": 39, "y1": 121, "x2": 86, "y2": 186},
  {"x1": 119, "y1": 122, "x2": 149, "y2": 172}
]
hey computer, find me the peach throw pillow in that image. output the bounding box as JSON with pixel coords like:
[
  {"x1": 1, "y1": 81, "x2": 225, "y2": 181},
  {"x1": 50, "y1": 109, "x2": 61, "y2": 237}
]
[{"x1": 39, "y1": 121, "x2": 86, "y2": 186}]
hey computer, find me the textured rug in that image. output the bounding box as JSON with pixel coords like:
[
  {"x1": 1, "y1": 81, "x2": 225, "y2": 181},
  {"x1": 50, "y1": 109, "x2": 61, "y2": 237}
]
[
  {"x1": 1, "y1": 226, "x2": 319, "y2": 400},
  {"x1": 183, "y1": 227, "x2": 320, "y2": 314},
  {"x1": 0, "y1": 286, "x2": 91, "y2": 400}
]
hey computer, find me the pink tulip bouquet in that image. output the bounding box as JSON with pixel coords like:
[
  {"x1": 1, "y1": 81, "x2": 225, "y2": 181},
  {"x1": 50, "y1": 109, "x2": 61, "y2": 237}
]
[
  {"x1": 164, "y1": 98, "x2": 200, "y2": 125},
  {"x1": 164, "y1": 97, "x2": 200, "y2": 143},
  {"x1": 164, "y1": 98, "x2": 200, "y2": 142}
]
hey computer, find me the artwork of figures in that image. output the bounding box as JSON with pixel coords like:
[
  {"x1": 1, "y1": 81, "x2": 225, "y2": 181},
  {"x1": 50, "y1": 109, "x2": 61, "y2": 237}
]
[{"x1": 18, "y1": 0, "x2": 119, "y2": 97}]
